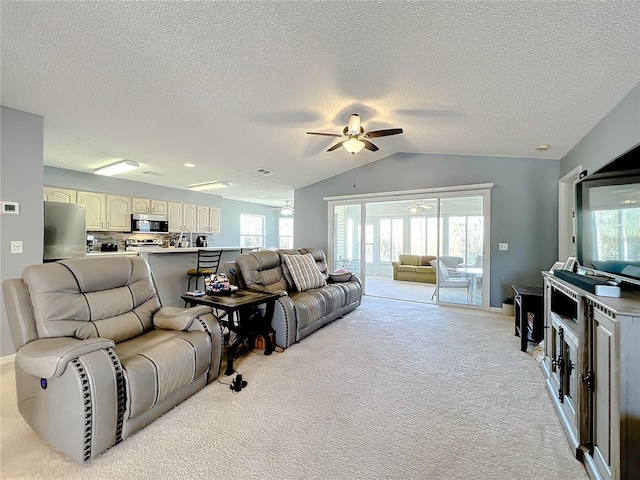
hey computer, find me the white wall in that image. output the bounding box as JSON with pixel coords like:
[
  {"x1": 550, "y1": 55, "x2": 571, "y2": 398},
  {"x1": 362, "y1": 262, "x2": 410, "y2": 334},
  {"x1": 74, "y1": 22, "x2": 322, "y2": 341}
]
[{"x1": 1, "y1": 106, "x2": 44, "y2": 356}]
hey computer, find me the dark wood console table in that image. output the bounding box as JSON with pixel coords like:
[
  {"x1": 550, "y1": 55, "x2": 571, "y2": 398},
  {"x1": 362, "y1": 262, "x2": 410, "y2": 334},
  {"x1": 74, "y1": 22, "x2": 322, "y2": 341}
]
[
  {"x1": 512, "y1": 285, "x2": 544, "y2": 352},
  {"x1": 182, "y1": 290, "x2": 279, "y2": 375}
]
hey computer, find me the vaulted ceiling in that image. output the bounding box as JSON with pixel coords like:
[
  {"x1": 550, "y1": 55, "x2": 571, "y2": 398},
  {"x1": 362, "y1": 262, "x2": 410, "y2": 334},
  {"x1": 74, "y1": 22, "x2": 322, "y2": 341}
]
[{"x1": 2, "y1": 2, "x2": 639, "y2": 208}]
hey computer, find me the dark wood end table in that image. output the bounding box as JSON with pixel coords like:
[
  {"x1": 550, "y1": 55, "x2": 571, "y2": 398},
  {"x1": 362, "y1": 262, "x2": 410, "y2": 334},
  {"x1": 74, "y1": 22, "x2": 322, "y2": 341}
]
[
  {"x1": 181, "y1": 290, "x2": 280, "y2": 375},
  {"x1": 512, "y1": 285, "x2": 544, "y2": 352}
]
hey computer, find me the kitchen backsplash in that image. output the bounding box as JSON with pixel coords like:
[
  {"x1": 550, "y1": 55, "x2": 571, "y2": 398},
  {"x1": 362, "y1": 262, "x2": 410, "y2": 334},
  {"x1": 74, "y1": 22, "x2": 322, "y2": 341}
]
[{"x1": 89, "y1": 232, "x2": 215, "y2": 251}]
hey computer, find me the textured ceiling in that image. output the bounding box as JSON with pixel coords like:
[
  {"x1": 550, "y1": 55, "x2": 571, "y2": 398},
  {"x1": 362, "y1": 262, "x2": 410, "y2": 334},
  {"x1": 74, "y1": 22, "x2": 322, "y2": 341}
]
[{"x1": 2, "y1": 1, "x2": 639, "y2": 208}]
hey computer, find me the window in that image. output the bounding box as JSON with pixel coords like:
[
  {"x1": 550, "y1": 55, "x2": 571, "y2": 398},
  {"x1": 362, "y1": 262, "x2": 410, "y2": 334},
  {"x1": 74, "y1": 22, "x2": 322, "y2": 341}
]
[
  {"x1": 240, "y1": 214, "x2": 265, "y2": 248},
  {"x1": 279, "y1": 217, "x2": 294, "y2": 249}
]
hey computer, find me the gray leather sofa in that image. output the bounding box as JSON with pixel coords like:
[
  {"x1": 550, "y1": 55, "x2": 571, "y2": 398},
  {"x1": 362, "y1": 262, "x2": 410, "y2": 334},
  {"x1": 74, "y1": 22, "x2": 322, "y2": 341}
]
[
  {"x1": 2, "y1": 256, "x2": 223, "y2": 463},
  {"x1": 226, "y1": 247, "x2": 362, "y2": 348}
]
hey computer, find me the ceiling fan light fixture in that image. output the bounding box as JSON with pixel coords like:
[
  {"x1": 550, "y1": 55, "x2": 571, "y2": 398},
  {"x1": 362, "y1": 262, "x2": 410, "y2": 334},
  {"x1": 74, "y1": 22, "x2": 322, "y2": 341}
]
[
  {"x1": 347, "y1": 114, "x2": 361, "y2": 135},
  {"x1": 343, "y1": 138, "x2": 365, "y2": 154},
  {"x1": 94, "y1": 159, "x2": 139, "y2": 176},
  {"x1": 188, "y1": 181, "x2": 230, "y2": 191},
  {"x1": 281, "y1": 206, "x2": 293, "y2": 216}
]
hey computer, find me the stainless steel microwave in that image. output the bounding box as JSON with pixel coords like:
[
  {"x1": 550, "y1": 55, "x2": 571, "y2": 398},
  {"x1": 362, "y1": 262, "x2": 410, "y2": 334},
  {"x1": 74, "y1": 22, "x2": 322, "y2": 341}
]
[{"x1": 130, "y1": 213, "x2": 169, "y2": 233}]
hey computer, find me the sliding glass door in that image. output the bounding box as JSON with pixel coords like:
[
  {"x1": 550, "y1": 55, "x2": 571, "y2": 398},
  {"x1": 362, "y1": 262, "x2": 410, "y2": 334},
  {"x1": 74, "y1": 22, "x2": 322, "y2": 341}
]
[
  {"x1": 436, "y1": 195, "x2": 485, "y2": 306},
  {"x1": 328, "y1": 187, "x2": 490, "y2": 309}
]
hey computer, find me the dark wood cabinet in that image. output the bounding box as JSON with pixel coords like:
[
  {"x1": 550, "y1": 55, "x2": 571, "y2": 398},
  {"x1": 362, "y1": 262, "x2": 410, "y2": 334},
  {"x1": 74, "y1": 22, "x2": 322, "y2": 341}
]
[
  {"x1": 513, "y1": 285, "x2": 544, "y2": 352},
  {"x1": 541, "y1": 272, "x2": 640, "y2": 480}
]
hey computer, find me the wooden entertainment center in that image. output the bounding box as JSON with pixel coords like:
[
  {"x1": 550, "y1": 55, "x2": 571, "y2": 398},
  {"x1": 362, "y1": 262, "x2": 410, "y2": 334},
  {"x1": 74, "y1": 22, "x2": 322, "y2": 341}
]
[{"x1": 541, "y1": 272, "x2": 640, "y2": 480}]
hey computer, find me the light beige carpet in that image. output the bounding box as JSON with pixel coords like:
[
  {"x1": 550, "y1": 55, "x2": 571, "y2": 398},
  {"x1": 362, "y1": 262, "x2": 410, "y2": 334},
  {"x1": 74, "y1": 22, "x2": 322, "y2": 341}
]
[{"x1": 1, "y1": 296, "x2": 588, "y2": 479}]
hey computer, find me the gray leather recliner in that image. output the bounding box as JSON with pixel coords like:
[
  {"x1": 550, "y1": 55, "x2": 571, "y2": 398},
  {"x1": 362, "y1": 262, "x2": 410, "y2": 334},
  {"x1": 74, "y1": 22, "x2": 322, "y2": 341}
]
[
  {"x1": 227, "y1": 247, "x2": 362, "y2": 348},
  {"x1": 2, "y1": 256, "x2": 223, "y2": 463}
]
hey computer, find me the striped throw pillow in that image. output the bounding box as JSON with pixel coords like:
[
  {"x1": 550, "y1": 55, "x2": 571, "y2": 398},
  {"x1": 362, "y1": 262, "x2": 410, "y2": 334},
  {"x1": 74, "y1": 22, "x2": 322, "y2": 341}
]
[{"x1": 283, "y1": 253, "x2": 327, "y2": 291}]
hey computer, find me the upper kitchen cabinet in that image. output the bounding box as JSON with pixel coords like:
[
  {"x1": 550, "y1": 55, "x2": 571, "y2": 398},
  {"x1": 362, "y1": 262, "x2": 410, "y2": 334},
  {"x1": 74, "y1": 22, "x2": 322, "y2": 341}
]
[
  {"x1": 43, "y1": 186, "x2": 76, "y2": 203},
  {"x1": 132, "y1": 197, "x2": 168, "y2": 216},
  {"x1": 183, "y1": 203, "x2": 197, "y2": 231},
  {"x1": 168, "y1": 202, "x2": 197, "y2": 232},
  {"x1": 150, "y1": 200, "x2": 168, "y2": 216},
  {"x1": 196, "y1": 206, "x2": 221, "y2": 233},
  {"x1": 131, "y1": 197, "x2": 150, "y2": 214},
  {"x1": 106, "y1": 194, "x2": 132, "y2": 231},
  {"x1": 209, "y1": 207, "x2": 220, "y2": 233},
  {"x1": 77, "y1": 191, "x2": 131, "y2": 231},
  {"x1": 77, "y1": 191, "x2": 106, "y2": 230}
]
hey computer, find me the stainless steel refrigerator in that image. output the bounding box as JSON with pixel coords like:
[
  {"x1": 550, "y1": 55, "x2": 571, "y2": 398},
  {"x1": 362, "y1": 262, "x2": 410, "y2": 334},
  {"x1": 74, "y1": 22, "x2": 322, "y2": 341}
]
[{"x1": 44, "y1": 201, "x2": 87, "y2": 262}]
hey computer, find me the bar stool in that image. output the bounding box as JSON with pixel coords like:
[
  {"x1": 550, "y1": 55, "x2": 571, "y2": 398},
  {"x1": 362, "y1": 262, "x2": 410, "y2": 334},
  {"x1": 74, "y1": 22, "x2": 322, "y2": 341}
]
[{"x1": 187, "y1": 249, "x2": 223, "y2": 292}]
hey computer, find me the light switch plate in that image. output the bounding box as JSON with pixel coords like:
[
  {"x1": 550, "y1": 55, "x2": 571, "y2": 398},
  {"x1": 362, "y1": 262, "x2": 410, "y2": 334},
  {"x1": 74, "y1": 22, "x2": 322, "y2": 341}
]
[
  {"x1": 499, "y1": 242, "x2": 509, "y2": 251},
  {"x1": 11, "y1": 240, "x2": 23, "y2": 254}
]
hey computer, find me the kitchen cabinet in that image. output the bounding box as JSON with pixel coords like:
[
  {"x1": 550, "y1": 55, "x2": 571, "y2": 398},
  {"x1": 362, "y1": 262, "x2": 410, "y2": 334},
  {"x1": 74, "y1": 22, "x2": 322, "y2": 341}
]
[
  {"x1": 132, "y1": 197, "x2": 168, "y2": 215},
  {"x1": 43, "y1": 186, "x2": 76, "y2": 203},
  {"x1": 106, "y1": 194, "x2": 131, "y2": 231},
  {"x1": 542, "y1": 272, "x2": 640, "y2": 480},
  {"x1": 196, "y1": 206, "x2": 221, "y2": 233},
  {"x1": 168, "y1": 202, "x2": 196, "y2": 232},
  {"x1": 150, "y1": 200, "x2": 167, "y2": 215},
  {"x1": 132, "y1": 197, "x2": 151, "y2": 214},
  {"x1": 77, "y1": 192, "x2": 131, "y2": 231},
  {"x1": 77, "y1": 191, "x2": 106, "y2": 230},
  {"x1": 168, "y1": 202, "x2": 182, "y2": 232},
  {"x1": 196, "y1": 205, "x2": 209, "y2": 233},
  {"x1": 183, "y1": 204, "x2": 197, "y2": 231},
  {"x1": 208, "y1": 207, "x2": 220, "y2": 233}
]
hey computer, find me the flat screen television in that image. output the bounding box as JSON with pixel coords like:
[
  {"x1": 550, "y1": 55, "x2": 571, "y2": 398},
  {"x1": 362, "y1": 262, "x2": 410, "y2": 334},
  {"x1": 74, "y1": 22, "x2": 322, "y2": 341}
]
[{"x1": 576, "y1": 143, "x2": 640, "y2": 287}]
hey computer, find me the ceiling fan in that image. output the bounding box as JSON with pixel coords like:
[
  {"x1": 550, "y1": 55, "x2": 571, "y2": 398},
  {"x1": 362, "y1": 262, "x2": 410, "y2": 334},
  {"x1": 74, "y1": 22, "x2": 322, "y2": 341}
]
[
  {"x1": 269, "y1": 200, "x2": 294, "y2": 216},
  {"x1": 307, "y1": 114, "x2": 403, "y2": 154},
  {"x1": 402, "y1": 201, "x2": 433, "y2": 213}
]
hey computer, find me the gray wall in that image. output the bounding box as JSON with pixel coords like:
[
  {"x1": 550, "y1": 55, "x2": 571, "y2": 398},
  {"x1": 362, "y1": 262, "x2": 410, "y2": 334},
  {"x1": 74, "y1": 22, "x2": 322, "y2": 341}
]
[
  {"x1": 294, "y1": 153, "x2": 560, "y2": 308},
  {"x1": 1, "y1": 107, "x2": 44, "y2": 356},
  {"x1": 560, "y1": 83, "x2": 640, "y2": 177}
]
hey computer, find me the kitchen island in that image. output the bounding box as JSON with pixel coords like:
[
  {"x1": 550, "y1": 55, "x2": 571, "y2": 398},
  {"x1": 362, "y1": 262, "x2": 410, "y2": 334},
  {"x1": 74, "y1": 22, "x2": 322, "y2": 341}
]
[{"x1": 139, "y1": 247, "x2": 242, "y2": 306}]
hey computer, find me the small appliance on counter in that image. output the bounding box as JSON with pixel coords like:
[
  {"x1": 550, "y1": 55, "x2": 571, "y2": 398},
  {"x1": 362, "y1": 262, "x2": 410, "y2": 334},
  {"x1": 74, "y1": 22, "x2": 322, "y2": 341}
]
[
  {"x1": 101, "y1": 243, "x2": 119, "y2": 252},
  {"x1": 86, "y1": 234, "x2": 97, "y2": 253},
  {"x1": 195, "y1": 235, "x2": 207, "y2": 247}
]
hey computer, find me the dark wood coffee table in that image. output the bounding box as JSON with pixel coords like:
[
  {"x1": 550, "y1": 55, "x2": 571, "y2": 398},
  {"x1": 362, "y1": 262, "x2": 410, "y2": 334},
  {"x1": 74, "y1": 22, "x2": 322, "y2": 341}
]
[{"x1": 182, "y1": 290, "x2": 280, "y2": 375}]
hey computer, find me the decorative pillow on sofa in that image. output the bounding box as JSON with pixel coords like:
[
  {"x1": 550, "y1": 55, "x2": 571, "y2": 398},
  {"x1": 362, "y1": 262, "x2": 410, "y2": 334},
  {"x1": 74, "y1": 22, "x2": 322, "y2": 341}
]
[{"x1": 283, "y1": 253, "x2": 327, "y2": 291}]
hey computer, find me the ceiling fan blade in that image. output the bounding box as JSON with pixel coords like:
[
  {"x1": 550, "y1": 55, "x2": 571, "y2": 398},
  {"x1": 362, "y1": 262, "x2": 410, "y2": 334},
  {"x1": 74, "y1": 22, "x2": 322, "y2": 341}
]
[
  {"x1": 327, "y1": 141, "x2": 346, "y2": 152},
  {"x1": 361, "y1": 139, "x2": 379, "y2": 151},
  {"x1": 363, "y1": 128, "x2": 403, "y2": 138},
  {"x1": 307, "y1": 131, "x2": 343, "y2": 138}
]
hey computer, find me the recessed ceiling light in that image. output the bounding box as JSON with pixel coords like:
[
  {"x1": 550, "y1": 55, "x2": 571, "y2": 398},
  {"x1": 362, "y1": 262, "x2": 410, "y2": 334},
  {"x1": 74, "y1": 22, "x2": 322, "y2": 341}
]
[
  {"x1": 536, "y1": 144, "x2": 550, "y2": 151},
  {"x1": 184, "y1": 163, "x2": 196, "y2": 167}
]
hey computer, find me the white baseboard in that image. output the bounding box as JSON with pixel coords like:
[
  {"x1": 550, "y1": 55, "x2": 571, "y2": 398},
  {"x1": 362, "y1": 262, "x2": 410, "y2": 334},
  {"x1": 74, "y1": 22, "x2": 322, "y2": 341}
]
[{"x1": 1, "y1": 354, "x2": 16, "y2": 366}]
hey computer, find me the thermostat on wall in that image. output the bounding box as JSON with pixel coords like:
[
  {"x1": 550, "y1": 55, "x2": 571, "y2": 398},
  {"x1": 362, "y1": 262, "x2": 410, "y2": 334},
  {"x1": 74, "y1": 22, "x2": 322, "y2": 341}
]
[{"x1": 1, "y1": 201, "x2": 19, "y2": 215}]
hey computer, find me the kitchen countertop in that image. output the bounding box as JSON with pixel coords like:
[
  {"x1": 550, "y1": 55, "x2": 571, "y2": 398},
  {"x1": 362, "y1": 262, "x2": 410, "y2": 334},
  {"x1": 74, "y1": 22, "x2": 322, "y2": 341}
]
[
  {"x1": 140, "y1": 246, "x2": 242, "y2": 254},
  {"x1": 87, "y1": 251, "x2": 139, "y2": 256}
]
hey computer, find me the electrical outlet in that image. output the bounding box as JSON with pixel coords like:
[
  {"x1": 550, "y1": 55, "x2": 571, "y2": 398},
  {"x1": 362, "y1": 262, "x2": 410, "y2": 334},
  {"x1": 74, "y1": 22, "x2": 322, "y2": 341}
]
[
  {"x1": 499, "y1": 242, "x2": 508, "y2": 251},
  {"x1": 11, "y1": 240, "x2": 23, "y2": 254}
]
